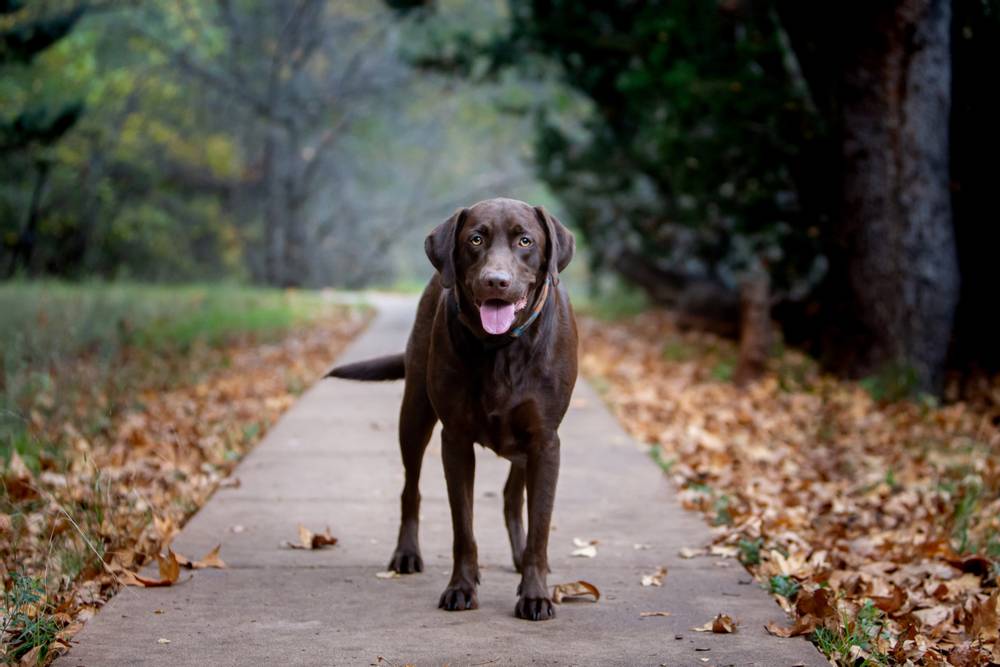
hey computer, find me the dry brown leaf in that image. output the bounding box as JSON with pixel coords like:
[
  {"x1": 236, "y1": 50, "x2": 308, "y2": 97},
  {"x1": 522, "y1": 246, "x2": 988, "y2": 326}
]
[
  {"x1": 693, "y1": 613, "x2": 738, "y2": 633},
  {"x1": 765, "y1": 616, "x2": 818, "y2": 638},
  {"x1": 551, "y1": 580, "x2": 600, "y2": 603},
  {"x1": 0, "y1": 512, "x2": 11, "y2": 534},
  {"x1": 175, "y1": 544, "x2": 227, "y2": 570},
  {"x1": 285, "y1": 524, "x2": 338, "y2": 550},
  {"x1": 639, "y1": 611, "x2": 672, "y2": 617},
  {"x1": 18, "y1": 644, "x2": 42, "y2": 666},
  {"x1": 912, "y1": 605, "x2": 952, "y2": 630},
  {"x1": 641, "y1": 566, "x2": 667, "y2": 587}
]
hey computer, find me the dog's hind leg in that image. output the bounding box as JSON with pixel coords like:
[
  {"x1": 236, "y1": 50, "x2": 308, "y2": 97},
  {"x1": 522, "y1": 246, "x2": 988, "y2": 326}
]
[
  {"x1": 388, "y1": 382, "x2": 436, "y2": 574},
  {"x1": 503, "y1": 463, "x2": 527, "y2": 573}
]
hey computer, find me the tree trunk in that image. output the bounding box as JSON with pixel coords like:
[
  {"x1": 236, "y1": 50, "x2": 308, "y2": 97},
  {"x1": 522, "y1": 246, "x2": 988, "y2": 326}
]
[
  {"x1": 734, "y1": 264, "x2": 772, "y2": 386},
  {"x1": 281, "y1": 126, "x2": 307, "y2": 288},
  {"x1": 263, "y1": 126, "x2": 284, "y2": 286},
  {"x1": 838, "y1": 0, "x2": 957, "y2": 392}
]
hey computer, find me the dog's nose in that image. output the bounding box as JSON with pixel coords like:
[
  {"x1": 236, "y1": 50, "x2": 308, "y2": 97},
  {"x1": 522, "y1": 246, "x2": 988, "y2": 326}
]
[{"x1": 483, "y1": 270, "x2": 512, "y2": 289}]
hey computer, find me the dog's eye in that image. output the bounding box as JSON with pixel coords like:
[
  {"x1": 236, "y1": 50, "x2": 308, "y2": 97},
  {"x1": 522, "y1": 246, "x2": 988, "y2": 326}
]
[
  {"x1": 518, "y1": 236, "x2": 532, "y2": 248},
  {"x1": 469, "y1": 234, "x2": 484, "y2": 246}
]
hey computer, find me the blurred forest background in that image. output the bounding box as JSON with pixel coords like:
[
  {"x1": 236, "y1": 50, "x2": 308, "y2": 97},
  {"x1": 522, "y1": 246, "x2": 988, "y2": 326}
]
[{"x1": 2, "y1": 0, "x2": 998, "y2": 394}]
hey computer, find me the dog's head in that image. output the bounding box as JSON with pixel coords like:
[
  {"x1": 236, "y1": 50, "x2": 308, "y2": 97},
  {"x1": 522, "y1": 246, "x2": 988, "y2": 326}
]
[{"x1": 425, "y1": 198, "x2": 574, "y2": 335}]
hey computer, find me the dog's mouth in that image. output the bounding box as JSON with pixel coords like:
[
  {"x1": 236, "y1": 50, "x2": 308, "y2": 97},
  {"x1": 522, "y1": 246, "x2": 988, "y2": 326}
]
[{"x1": 478, "y1": 296, "x2": 528, "y2": 335}]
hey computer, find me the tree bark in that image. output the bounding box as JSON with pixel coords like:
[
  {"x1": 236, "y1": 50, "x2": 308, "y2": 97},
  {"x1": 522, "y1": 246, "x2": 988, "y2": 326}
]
[
  {"x1": 263, "y1": 125, "x2": 284, "y2": 286},
  {"x1": 734, "y1": 264, "x2": 772, "y2": 386},
  {"x1": 838, "y1": 0, "x2": 958, "y2": 392}
]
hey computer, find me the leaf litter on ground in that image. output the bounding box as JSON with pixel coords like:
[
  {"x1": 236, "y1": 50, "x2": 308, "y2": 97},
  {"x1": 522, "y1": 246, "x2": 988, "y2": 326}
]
[
  {"x1": 1, "y1": 308, "x2": 367, "y2": 663},
  {"x1": 580, "y1": 312, "x2": 1000, "y2": 665}
]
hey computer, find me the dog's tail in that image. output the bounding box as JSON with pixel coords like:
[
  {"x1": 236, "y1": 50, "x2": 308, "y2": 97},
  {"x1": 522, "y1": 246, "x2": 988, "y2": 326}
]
[{"x1": 325, "y1": 353, "x2": 406, "y2": 381}]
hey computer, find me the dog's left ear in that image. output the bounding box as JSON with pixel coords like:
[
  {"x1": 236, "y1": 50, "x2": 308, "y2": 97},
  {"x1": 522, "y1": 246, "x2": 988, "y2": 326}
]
[
  {"x1": 425, "y1": 208, "x2": 468, "y2": 289},
  {"x1": 534, "y1": 206, "x2": 575, "y2": 284}
]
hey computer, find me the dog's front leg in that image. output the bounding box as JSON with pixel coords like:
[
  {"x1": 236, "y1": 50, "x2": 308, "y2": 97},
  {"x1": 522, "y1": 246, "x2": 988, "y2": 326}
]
[
  {"x1": 439, "y1": 429, "x2": 479, "y2": 611},
  {"x1": 515, "y1": 434, "x2": 559, "y2": 621}
]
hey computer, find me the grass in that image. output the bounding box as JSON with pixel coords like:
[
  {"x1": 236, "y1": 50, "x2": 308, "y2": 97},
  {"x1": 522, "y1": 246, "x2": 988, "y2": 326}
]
[
  {"x1": 812, "y1": 600, "x2": 890, "y2": 666},
  {"x1": 0, "y1": 281, "x2": 346, "y2": 464},
  {"x1": 1, "y1": 573, "x2": 60, "y2": 664},
  {"x1": 768, "y1": 574, "x2": 800, "y2": 599},
  {"x1": 2, "y1": 281, "x2": 368, "y2": 663},
  {"x1": 570, "y1": 278, "x2": 649, "y2": 321},
  {"x1": 738, "y1": 537, "x2": 763, "y2": 566}
]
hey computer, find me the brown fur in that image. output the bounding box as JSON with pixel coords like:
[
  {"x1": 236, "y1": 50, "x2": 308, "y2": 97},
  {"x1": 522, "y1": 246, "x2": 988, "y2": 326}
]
[{"x1": 327, "y1": 197, "x2": 578, "y2": 620}]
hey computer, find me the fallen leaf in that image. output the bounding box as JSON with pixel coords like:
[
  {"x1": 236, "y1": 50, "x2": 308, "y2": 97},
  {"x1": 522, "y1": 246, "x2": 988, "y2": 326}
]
[
  {"x1": 693, "y1": 613, "x2": 738, "y2": 633},
  {"x1": 175, "y1": 544, "x2": 226, "y2": 570},
  {"x1": 573, "y1": 537, "x2": 599, "y2": 548},
  {"x1": 641, "y1": 566, "x2": 667, "y2": 587},
  {"x1": 18, "y1": 645, "x2": 42, "y2": 666},
  {"x1": 285, "y1": 524, "x2": 338, "y2": 549},
  {"x1": 571, "y1": 544, "x2": 597, "y2": 558},
  {"x1": 912, "y1": 605, "x2": 951, "y2": 630},
  {"x1": 157, "y1": 638, "x2": 171, "y2": 645},
  {"x1": 375, "y1": 570, "x2": 399, "y2": 579},
  {"x1": 679, "y1": 546, "x2": 706, "y2": 559},
  {"x1": 765, "y1": 616, "x2": 818, "y2": 638},
  {"x1": 121, "y1": 549, "x2": 182, "y2": 587},
  {"x1": 551, "y1": 580, "x2": 600, "y2": 603},
  {"x1": 640, "y1": 611, "x2": 672, "y2": 617},
  {"x1": 633, "y1": 543, "x2": 651, "y2": 550}
]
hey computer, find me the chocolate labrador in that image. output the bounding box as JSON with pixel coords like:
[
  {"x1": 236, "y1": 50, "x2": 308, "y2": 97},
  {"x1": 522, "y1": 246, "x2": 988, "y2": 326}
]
[{"x1": 326, "y1": 197, "x2": 577, "y2": 620}]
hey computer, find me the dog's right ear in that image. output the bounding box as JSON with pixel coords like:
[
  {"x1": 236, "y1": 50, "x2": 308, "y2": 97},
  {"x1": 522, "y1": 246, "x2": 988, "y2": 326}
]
[{"x1": 425, "y1": 208, "x2": 468, "y2": 289}]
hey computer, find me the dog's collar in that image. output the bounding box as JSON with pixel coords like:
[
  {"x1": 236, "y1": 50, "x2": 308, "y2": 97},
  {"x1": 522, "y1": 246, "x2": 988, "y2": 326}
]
[{"x1": 508, "y1": 276, "x2": 551, "y2": 338}]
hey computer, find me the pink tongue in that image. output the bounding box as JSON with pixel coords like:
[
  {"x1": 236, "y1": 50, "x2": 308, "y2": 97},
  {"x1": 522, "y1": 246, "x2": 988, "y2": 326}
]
[{"x1": 479, "y1": 300, "x2": 516, "y2": 335}]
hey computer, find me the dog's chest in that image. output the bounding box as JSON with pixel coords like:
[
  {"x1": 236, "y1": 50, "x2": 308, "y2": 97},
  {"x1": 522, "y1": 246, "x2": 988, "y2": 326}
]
[{"x1": 437, "y1": 354, "x2": 537, "y2": 459}]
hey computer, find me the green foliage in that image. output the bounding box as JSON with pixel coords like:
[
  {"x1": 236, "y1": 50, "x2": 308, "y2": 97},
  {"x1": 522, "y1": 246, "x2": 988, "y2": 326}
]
[
  {"x1": 768, "y1": 574, "x2": 800, "y2": 599},
  {"x1": 738, "y1": 537, "x2": 763, "y2": 566},
  {"x1": 570, "y1": 277, "x2": 648, "y2": 321},
  {"x1": 859, "y1": 362, "x2": 922, "y2": 403},
  {"x1": 424, "y1": 0, "x2": 828, "y2": 298},
  {"x1": 0, "y1": 281, "x2": 350, "y2": 461},
  {"x1": 951, "y1": 478, "x2": 983, "y2": 555},
  {"x1": 812, "y1": 600, "x2": 889, "y2": 666},
  {"x1": 712, "y1": 494, "x2": 733, "y2": 526},
  {"x1": 648, "y1": 446, "x2": 675, "y2": 473},
  {"x1": 1, "y1": 572, "x2": 60, "y2": 663}
]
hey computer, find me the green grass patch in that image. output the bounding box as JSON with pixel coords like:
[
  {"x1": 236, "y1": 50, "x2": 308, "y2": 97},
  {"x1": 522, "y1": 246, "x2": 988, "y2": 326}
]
[
  {"x1": 1, "y1": 572, "x2": 60, "y2": 663},
  {"x1": 0, "y1": 280, "x2": 362, "y2": 466},
  {"x1": 571, "y1": 279, "x2": 649, "y2": 321},
  {"x1": 738, "y1": 537, "x2": 763, "y2": 565},
  {"x1": 768, "y1": 574, "x2": 800, "y2": 599},
  {"x1": 648, "y1": 445, "x2": 675, "y2": 473},
  {"x1": 812, "y1": 599, "x2": 889, "y2": 666}
]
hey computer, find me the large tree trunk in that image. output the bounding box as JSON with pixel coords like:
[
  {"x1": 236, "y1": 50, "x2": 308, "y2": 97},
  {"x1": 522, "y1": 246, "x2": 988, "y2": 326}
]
[
  {"x1": 838, "y1": 0, "x2": 958, "y2": 392},
  {"x1": 262, "y1": 126, "x2": 284, "y2": 286}
]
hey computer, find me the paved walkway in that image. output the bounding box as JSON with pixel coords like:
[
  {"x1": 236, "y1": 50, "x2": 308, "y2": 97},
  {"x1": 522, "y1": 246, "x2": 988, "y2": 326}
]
[{"x1": 61, "y1": 295, "x2": 823, "y2": 666}]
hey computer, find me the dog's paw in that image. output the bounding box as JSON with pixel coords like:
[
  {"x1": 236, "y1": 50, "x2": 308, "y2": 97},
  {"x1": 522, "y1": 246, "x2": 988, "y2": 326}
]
[
  {"x1": 515, "y1": 595, "x2": 555, "y2": 621},
  {"x1": 388, "y1": 549, "x2": 423, "y2": 574},
  {"x1": 438, "y1": 582, "x2": 478, "y2": 611}
]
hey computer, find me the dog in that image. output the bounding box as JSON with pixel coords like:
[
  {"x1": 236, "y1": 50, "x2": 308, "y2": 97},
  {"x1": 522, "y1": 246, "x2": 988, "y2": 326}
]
[{"x1": 327, "y1": 197, "x2": 578, "y2": 620}]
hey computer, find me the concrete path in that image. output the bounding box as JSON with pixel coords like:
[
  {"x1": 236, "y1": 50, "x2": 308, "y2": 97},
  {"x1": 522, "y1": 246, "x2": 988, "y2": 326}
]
[{"x1": 61, "y1": 295, "x2": 823, "y2": 667}]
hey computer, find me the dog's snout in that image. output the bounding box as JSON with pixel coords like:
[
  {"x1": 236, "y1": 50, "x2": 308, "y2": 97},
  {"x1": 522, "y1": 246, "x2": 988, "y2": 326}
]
[{"x1": 483, "y1": 270, "x2": 512, "y2": 289}]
